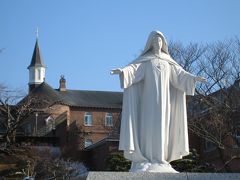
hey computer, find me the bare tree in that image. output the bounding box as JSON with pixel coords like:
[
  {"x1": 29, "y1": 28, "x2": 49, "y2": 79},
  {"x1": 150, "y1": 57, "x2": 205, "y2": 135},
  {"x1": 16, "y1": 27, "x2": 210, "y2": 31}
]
[
  {"x1": 169, "y1": 41, "x2": 206, "y2": 73},
  {"x1": 169, "y1": 38, "x2": 240, "y2": 171},
  {"x1": 0, "y1": 86, "x2": 55, "y2": 145}
]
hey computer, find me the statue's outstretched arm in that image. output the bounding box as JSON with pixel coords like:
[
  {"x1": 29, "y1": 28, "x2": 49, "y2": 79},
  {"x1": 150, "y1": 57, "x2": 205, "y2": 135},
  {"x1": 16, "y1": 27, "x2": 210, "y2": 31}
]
[{"x1": 110, "y1": 68, "x2": 122, "y2": 75}]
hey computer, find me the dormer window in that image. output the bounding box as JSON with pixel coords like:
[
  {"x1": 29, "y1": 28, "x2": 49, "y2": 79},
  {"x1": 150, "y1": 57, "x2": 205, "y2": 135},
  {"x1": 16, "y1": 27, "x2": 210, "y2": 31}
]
[{"x1": 45, "y1": 116, "x2": 55, "y2": 131}]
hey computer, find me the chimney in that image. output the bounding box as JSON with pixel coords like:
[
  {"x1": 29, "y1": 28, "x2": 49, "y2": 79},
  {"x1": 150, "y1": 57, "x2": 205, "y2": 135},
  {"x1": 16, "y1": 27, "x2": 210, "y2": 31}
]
[{"x1": 59, "y1": 75, "x2": 66, "y2": 91}]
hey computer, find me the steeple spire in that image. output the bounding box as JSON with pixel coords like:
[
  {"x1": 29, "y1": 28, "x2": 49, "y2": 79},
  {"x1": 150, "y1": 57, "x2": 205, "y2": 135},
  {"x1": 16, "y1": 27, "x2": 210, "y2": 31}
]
[
  {"x1": 28, "y1": 34, "x2": 46, "y2": 92},
  {"x1": 28, "y1": 39, "x2": 45, "y2": 69}
]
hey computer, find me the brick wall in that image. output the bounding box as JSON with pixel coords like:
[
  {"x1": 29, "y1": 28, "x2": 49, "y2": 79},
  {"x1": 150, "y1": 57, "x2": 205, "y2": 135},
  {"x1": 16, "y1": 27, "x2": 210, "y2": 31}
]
[{"x1": 68, "y1": 107, "x2": 121, "y2": 150}]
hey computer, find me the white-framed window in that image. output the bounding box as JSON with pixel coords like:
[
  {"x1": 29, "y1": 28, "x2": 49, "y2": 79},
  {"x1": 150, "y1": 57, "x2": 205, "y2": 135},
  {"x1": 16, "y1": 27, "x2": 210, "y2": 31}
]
[
  {"x1": 84, "y1": 138, "x2": 93, "y2": 148},
  {"x1": 84, "y1": 112, "x2": 93, "y2": 126},
  {"x1": 105, "y1": 113, "x2": 113, "y2": 126}
]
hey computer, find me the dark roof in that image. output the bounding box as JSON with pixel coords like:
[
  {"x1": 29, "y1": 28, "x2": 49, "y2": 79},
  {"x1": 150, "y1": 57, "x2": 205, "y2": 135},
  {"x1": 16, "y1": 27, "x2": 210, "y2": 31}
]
[
  {"x1": 29, "y1": 82, "x2": 63, "y2": 103},
  {"x1": 29, "y1": 82, "x2": 123, "y2": 109},
  {"x1": 84, "y1": 137, "x2": 119, "y2": 151},
  {"x1": 58, "y1": 90, "x2": 122, "y2": 108},
  {"x1": 28, "y1": 39, "x2": 45, "y2": 69}
]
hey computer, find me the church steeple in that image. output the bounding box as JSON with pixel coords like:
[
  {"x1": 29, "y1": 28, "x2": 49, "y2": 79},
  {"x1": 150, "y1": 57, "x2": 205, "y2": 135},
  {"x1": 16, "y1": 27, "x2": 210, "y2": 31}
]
[
  {"x1": 28, "y1": 38, "x2": 46, "y2": 92},
  {"x1": 28, "y1": 39, "x2": 45, "y2": 69}
]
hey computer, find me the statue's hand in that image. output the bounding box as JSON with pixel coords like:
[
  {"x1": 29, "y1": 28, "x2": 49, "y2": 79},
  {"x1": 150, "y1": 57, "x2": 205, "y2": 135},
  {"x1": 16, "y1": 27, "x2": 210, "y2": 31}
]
[
  {"x1": 110, "y1": 68, "x2": 122, "y2": 75},
  {"x1": 195, "y1": 76, "x2": 207, "y2": 83}
]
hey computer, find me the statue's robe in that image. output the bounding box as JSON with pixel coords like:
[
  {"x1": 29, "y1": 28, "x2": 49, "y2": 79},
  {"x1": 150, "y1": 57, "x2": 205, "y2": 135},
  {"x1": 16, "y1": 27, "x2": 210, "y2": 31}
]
[{"x1": 118, "y1": 55, "x2": 196, "y2": 163}]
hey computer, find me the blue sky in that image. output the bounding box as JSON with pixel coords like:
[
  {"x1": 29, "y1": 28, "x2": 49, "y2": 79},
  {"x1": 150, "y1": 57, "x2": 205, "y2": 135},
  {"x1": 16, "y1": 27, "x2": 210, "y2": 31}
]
[{"x1": 1, "y1": 0, "x2": 240, "y2": 92}]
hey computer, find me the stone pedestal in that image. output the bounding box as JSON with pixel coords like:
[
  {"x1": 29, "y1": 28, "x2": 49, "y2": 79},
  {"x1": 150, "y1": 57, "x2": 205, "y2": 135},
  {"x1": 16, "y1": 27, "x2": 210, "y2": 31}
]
[{"x1": 86, "y1": 172, "x2": 240, "y2": 180}]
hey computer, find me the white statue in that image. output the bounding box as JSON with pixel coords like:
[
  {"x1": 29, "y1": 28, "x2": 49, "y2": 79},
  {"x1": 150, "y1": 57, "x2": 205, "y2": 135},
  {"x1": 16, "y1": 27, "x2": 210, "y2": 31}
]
[{"x1": 111, "y1": 31, "x2": 206, "y2": 173}]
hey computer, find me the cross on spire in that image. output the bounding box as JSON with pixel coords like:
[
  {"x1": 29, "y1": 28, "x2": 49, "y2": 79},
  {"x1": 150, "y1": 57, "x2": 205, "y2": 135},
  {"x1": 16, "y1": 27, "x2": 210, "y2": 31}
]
[{"x1": 36, "y1": 27, "x2": 39, "y2": 39}]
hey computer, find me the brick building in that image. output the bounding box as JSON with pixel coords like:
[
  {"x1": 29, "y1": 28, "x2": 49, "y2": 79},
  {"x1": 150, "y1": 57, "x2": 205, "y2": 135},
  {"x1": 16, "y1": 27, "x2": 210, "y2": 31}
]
[{"x1": 22, "y1": 39, "x2": 122, "y2": 156}]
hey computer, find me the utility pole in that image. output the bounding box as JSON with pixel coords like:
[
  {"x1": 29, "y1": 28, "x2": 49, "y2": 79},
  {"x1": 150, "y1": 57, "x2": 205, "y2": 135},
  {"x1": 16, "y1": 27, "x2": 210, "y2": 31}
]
[{"x1": 35, "y1": 112, "x2": 38, "y2": 136}]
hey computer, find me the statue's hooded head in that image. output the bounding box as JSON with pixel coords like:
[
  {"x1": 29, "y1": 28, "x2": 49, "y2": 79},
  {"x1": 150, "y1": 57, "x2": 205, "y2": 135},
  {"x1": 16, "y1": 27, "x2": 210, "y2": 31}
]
[
  {"x1": 141, "y1": 31, "x2": 169, "y2": 56},
  {"x1": 131, "y1": 30, "x2": 179, "y2": 66}
]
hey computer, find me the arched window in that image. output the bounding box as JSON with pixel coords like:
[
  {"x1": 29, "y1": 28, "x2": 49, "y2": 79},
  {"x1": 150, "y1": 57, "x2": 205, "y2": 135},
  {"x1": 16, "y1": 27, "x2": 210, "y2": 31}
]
[
  {"x1": 84, "y1": 112, "x2": 93, "y2": 126},
  {"x1": 105, "y1": 113, "x2": 113, "y2": 126},
  {"x1": 45, "y1": 116, "x2": 55, "y2": 132}
]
